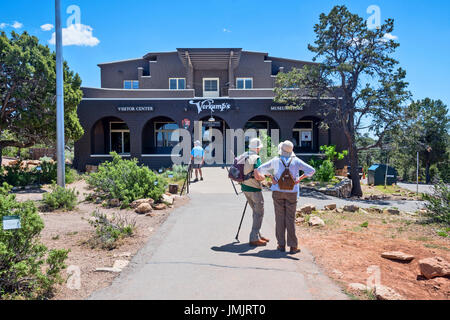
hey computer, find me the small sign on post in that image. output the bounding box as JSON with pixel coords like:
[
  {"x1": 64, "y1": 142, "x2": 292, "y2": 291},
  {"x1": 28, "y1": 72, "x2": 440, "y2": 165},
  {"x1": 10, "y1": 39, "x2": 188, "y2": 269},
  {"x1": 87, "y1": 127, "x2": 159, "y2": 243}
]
[{"x1": 3, "y1": 216, "x2": 21, "y2": 231}]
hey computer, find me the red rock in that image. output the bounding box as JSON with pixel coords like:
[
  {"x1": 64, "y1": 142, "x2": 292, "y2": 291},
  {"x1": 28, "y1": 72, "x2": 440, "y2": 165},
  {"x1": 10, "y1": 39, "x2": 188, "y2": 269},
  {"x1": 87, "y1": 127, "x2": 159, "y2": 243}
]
[
  {"x1": 374, "y1": 285, "x2": 403, "y2": 300},
  {"x1": 418, "y1": 257, "x2": 450, "y2": 279},
  {"x1": 381, "y1": 251, "x2": 415, "y2": 262}
]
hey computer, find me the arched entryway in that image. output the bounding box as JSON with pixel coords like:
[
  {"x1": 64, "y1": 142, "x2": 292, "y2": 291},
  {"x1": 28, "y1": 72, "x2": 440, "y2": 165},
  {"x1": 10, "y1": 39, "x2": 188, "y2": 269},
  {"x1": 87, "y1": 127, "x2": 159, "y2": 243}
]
[
  {"x1": 244, "y1": 115, "x2": 280, "y2": 158},
  {"x1": 292, "y1": 116, "x2": 323, "y2": 154},
  {"x1": 142, "y1": 116, "x2": 180, "y2": 155},
  {"x1": 91, "y1": 116, "x2": 130, "y2": 155},
  {"x1": 199, "y1": 115, "x2": 230, "y2": 165}
]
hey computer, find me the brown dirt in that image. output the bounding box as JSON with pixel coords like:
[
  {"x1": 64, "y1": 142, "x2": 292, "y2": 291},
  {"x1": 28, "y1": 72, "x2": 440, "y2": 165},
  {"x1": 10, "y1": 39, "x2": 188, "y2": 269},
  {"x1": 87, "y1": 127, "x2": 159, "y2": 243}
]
[
  {"x1": 13, "y1": 179, "x2": 189, "y2": 300},
  {"x1": 296, "y1": 210, "x2": 450, "y2": 300},
  {"x1": 361, "y1": 184, "x2": 420, "y2": 201}
]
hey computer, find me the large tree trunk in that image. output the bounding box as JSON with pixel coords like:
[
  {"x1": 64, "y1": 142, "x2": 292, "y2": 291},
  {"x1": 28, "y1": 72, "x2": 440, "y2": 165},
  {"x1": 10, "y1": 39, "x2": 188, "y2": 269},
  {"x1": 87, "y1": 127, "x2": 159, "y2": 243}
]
[{"x1": 349, "y1": 144, "x2": 363, "y2": 197}]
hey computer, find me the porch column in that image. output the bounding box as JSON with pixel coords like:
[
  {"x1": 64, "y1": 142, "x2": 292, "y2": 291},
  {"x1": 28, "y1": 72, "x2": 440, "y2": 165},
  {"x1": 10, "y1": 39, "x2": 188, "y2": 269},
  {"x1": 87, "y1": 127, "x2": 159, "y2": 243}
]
[
  {"x1": 186, "y1": 51, "x2": 194, "y2": 89},
  {"x1": 228, "y1": 50, "x2": 235, "y2": 89}
]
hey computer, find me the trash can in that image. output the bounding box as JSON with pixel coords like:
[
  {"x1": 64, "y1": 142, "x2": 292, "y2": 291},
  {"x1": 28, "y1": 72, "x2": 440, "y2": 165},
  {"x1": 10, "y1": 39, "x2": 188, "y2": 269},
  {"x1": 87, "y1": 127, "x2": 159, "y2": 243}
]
[{"x1": 367, "y1": 164, "x2": 398, "y2": 185}]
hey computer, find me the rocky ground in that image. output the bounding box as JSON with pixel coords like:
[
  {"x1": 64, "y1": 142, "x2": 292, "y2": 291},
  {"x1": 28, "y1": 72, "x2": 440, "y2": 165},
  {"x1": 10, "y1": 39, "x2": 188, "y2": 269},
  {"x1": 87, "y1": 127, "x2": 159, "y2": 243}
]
[
  {"x1": 13, "y1": 179, "x2": 189, "y2": 300},
  {"x1": 295, "y1": 203, "x2": 450, "y2": 300}
]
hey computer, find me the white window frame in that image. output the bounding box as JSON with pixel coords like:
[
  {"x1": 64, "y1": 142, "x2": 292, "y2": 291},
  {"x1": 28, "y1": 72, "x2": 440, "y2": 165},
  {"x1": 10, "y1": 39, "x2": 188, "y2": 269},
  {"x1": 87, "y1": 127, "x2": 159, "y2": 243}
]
[
  {"x1": 123, "y1": 80, "x2": 139, "y2": 89},
  {"x1": 203, "y1": 78, "x2": 220, "y2": 97},
  {"x1": 109, "y1": 122, "x2": 130, "y2": 155},
  {"x1": 236, "y1": 77, "x2": 253, "y2": 89},
  {"x1": 169, "y1": 78, "x2": 186, "y2": 90},
  {"x1": 154, "y1": 121, "x2": 178, "y2": 147}
]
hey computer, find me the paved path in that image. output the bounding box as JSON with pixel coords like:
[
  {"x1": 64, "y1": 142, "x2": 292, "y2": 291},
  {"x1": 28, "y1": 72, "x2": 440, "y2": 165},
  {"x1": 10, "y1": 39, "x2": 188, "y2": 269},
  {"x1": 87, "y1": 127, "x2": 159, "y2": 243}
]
[
  {"x1": 397, "y1": 182, "x2": 435, "y2": 195},
  {"x1": 89, "y1": 167, "x2": 347, "y2": 300}
]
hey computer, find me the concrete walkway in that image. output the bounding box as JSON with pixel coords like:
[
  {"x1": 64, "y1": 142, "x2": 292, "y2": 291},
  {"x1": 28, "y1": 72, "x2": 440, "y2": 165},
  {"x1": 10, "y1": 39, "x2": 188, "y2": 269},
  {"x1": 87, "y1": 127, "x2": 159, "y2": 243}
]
[{"x1": 89, "y1": 167, "x2": 347, "y2": 300}]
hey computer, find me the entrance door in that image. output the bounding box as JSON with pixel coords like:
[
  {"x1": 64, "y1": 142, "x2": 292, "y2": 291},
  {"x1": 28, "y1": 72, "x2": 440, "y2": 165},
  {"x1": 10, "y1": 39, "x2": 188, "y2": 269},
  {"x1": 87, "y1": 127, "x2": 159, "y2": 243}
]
[
  {"x1": 201, "y1": 118, "x2": 227, "y2": 164},
  {"x1": 203, "y1": 78, "x2": 219, "y2": 97}
]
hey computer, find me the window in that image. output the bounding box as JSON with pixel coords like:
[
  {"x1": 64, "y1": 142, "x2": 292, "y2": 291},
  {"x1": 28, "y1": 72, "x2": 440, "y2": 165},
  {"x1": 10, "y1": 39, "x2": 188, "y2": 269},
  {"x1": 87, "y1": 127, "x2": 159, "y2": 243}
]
[
  {"x1": 236, "y1": 78, "x2": 253, "y2": 89},
  {"x1": 203, "y1": 78, "x2": 219, "y2": 97},
  {"x1": 204, "y1": 79, "x2": 218, "y2": 91},
  {"x1": 110, "y1": 122, "x2": 130, "y2": 154},
  {"x1": 293, "y1": 121, "x2": 313, "y2": 150},
  {"x1": 123, "y1": 80, "x2": 139, "y2": 89},
  {"x1": 169, "y1": 78, "x2": 186, "y2": 90},
  {"x1": 154, "y1": 122, "x2": 179, "y2": 147}
]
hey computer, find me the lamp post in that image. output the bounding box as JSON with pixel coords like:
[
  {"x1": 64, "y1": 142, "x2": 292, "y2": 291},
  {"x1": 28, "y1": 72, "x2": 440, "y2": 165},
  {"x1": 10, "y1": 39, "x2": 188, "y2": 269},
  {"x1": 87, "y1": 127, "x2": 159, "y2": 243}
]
[{"x1": 55, "y1": 0, "x2": 66, "y2": 187}]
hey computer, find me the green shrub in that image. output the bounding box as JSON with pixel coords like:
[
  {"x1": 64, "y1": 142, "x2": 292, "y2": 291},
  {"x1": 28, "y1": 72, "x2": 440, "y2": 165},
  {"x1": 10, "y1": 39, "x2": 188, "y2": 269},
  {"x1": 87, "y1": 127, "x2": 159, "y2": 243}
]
[
  {"x1": 320, "y1": 145, "x2": 348, "y2": 162},
  {"x1": 42, "y1": 183, "x2": 79, "y2": 211},
  {"x1": 0, "y1": 162, "x2": 37, "y2": 186},
  {"x1": 0, "y1": 159, "x2": 78, "y2": 187},
  {"x1": 0, "y1": 183, "x2": 69, "y2": 299},
  {"x1": 86, "y1": 210, "x2": 135, "y2": 250},
  {"x1": 162, "y1": 164, "x2": 188, "y2": 182},
  {"x1": 86, "y1": 152, "x2": 168, "y2": 207},
  {"x1": 308, "y1": 145, "x2": 348, "y2": 183},
  {"x1": 39, "y1": 160, "x2": 78, "y2": 184},
  {"x1": 422, "y1": 180, "x2": 450, "y2": 225},
  {"x1": 315, "y1": 159, "x2": 335, "y2": 182}
]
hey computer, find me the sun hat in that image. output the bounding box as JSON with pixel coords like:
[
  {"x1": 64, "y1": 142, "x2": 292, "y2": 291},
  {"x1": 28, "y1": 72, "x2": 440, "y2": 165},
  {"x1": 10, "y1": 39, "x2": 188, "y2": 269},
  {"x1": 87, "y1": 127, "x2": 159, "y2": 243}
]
[
  {"x1": 194, "y1": 140, "x2": 202, "y2": 147},
  {"x1": 278, "y1": 140, "x2": 295, "y2": 157},
  {"x1": 248, "y1": 138, "x2": 264, "y2": 150}
]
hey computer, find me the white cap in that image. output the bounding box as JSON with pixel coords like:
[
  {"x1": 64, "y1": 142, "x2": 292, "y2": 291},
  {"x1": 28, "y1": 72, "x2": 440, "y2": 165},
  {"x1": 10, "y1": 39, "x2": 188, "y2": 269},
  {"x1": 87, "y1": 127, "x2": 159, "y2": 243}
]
[
  {"x1": 194, "y1": 140, "x2": 201, "y2": 146},
  {"x1": 248, "y1": 138, "x2": 264, "y2": 150}
]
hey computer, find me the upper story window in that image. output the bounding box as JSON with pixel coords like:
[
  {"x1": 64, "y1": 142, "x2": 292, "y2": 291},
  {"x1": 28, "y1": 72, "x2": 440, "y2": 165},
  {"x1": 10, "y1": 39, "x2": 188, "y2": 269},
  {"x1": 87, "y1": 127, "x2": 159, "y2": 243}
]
[
  {"x1": 124, "y1": 80, "x2": 139, "y2": 89},
  {"x1": 236, "y1": 78, "x2": 253, "y2": 89},
  {"x1": 169, "y1": 78, "x2": 186, "y2": 90}
]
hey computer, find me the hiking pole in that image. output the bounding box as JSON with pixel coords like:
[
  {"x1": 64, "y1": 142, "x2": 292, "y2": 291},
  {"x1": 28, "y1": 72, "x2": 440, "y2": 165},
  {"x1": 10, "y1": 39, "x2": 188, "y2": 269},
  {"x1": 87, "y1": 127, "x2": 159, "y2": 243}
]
[
  {"x1": 187, "y1": 163, "x2": 191, "y2": 194},
  {"x1": 180, "y1": 163, "x2": 191, "y2": 196},
  {"x1": 235, "y1": 201, "x2": 248, "y2": 242}
]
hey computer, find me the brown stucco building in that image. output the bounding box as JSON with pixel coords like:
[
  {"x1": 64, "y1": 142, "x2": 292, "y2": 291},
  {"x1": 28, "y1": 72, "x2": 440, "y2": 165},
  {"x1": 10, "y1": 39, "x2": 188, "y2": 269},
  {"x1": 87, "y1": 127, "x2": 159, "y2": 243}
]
[{"x1": 74, "y1": 48, "x2": 348, "y2": 170}]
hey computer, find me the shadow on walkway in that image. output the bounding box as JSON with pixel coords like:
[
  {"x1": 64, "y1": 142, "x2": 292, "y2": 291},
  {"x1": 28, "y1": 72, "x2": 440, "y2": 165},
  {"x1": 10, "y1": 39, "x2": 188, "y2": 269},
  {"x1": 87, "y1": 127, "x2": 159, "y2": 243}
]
[
  {"x1": 211, "y1": 243, "x2": 299, "y2": 261},
  {"x1": 211, "y1": 242, "x2": 254, "y2": 254},
  {"x1": 239, "y1": 249, "x2": 300, "y2": 261}
]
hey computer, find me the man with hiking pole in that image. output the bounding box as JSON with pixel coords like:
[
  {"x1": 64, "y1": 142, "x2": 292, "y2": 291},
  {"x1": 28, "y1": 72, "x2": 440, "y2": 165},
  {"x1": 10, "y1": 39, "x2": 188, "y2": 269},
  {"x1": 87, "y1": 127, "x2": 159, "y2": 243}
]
[
  {"x1": 234, "y1": 138, "x2": 268, "y2": 247},
  {"x1": 256, "y1": 141, "x2": 316, "y2": 254}
]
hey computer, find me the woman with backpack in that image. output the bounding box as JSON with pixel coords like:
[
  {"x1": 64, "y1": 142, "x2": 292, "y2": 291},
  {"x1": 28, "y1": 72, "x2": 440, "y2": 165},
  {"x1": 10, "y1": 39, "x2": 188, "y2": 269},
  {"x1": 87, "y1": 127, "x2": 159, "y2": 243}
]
[{"x1": 256, "y1": 140, "x2": 316, "y2": 254}]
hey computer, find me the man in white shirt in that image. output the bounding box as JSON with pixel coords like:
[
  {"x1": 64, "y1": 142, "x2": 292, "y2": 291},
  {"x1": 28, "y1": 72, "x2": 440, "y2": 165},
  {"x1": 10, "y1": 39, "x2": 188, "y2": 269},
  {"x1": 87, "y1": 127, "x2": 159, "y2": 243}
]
[
  {"x1": 191, "y1": 140, "x2": 205, "y2": 182},
  {"x1": 256, "y1": 141, "x2": 316, "y2": 254}
]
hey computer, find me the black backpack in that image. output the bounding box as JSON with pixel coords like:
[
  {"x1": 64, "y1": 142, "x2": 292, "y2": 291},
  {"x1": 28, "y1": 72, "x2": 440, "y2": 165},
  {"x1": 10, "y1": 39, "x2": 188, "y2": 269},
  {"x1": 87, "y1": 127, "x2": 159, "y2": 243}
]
[{"x1": 228, "y1": 153, "x2": 255, "y2": 183}]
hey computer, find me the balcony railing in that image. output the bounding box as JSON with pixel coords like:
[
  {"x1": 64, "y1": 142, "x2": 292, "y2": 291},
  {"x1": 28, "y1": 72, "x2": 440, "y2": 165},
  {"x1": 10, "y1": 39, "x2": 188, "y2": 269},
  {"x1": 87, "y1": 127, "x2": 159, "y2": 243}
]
[
  {"x1": 82, "y1": 87, "x2": 195, "y2": 99},
  {"x1": 228, "y1": 88, "x2": 275, "y2": 98}
]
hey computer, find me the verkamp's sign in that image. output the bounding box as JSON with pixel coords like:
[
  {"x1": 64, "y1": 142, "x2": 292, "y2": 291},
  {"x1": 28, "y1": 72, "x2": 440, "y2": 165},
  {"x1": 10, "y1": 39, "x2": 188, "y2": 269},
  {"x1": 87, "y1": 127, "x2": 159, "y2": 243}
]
[
  {"x1": 117, "y1": 106, "x2": 154, "y2": 112},
  {"x1": 189, "y1": 99, "x2": 232, "y2": 114}
]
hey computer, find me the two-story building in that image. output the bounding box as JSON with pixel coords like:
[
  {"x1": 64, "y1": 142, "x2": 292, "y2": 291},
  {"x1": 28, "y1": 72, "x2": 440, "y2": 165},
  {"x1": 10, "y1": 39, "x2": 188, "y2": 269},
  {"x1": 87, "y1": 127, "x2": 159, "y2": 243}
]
[{"x1": 73, "y1": 48, "x2": 348, "y2": 171}]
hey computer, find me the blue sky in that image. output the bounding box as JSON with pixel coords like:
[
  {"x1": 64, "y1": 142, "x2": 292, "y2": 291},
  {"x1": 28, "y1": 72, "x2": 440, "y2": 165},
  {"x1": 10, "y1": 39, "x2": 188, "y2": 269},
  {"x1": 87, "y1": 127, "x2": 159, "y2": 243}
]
[{"x1": 1, "y1": 0, "x2": 449, "y2": 107}]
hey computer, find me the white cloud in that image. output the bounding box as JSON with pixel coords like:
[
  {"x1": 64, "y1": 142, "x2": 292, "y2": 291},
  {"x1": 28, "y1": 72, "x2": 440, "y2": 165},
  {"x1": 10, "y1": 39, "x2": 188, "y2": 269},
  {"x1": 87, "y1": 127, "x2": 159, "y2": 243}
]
[
  {"x1": 223, "y1": 28, "x2": 231, "y2": 33},
  {"x1": 0, "y1": 23, "x2": 7, "y2": 29},
  {"x1": 41, "y1": 23, "x2": 54, "y2": 31},
  {"x1": 383, "y1": 33, "x2": 398, "y2": 40},
  {"x1": 49, "y1": 23, "x2": 100, "y2": 47},
  {"x1": 11, "y1": 21, "x2": 23, "y2": 29}
]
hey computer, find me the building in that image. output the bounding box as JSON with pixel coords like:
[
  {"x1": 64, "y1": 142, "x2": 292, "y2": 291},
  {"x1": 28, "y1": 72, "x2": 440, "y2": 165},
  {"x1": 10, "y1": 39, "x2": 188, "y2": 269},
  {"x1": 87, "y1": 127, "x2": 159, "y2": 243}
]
[{"x1": 74, "y1": 48, "x2": 348, "y2": 171}]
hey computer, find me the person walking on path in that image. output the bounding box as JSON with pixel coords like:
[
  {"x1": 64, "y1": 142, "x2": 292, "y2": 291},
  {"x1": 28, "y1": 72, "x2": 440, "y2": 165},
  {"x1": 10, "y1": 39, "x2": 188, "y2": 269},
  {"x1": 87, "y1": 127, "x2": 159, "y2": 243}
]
[
  {"x1": 240, "y1": 138, "x2": 269, "y2": 247},
  {"x1": 257, "y1": 141, "x2": 315, "y2": 254},
  {"x1": 191, "y1": 140, "x2": 205, "y2": 182}
]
